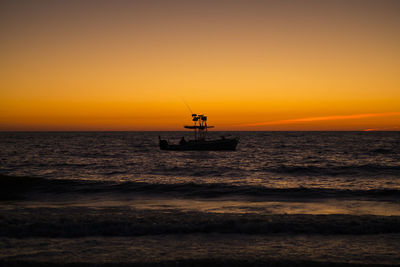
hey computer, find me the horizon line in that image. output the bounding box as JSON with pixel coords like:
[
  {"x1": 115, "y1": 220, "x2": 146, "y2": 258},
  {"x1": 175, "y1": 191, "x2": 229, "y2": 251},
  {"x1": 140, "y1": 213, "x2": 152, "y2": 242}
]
[{"x1": 1, "y1": 129, "x2": 399, "y2": 132}]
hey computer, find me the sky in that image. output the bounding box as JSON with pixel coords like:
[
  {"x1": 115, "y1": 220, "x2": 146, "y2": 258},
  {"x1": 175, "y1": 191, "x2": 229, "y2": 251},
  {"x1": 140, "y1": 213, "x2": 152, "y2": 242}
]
[{"x1": 1, "y1": 0, "x2": 399, "y2": 131}]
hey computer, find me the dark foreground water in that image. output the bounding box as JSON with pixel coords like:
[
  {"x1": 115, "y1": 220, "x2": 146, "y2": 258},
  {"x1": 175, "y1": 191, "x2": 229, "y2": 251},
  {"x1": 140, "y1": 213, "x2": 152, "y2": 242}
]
[{"x1": 0, "y1": 131, "x2": 400, "y2": 266}]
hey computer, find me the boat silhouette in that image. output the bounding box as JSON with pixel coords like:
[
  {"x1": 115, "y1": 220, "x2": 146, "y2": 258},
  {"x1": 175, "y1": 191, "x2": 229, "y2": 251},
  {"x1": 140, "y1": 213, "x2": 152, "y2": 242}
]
[{"x1": 159, "y1": 114, "x2": 239, "y2": 151}]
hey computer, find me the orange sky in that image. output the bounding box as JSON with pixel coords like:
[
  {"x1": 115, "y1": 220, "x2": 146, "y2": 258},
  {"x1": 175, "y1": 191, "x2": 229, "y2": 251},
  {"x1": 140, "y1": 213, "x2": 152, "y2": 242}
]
[{"x1": 1, "y1": 0, "x2": 400, "y2": 131}]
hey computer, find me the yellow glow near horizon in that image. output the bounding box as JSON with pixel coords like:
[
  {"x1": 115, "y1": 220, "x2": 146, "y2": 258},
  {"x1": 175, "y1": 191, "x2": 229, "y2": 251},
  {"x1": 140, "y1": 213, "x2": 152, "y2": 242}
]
[
  {"x1": 239, "y1": 112, "x2": 400, "y2": 127},
  {"x1": 1, "y1": 1, "x2": 400, "y2": 131}
]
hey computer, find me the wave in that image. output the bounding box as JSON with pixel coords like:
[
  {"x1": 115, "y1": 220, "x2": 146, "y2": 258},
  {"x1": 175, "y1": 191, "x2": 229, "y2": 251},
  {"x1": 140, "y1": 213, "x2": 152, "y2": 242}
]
[
  {"x1": 267, "y1": 164, "x2": 400, "y2": 176},
  {"x1": 1, "y1": 174, "x2": 399, "y2": 201},
  {"x1": 0, "y1": 207, "x2": 399, "y2": 238},
  {"x1": 148, "y1": 163, "x2": 400, "y2": 178}
]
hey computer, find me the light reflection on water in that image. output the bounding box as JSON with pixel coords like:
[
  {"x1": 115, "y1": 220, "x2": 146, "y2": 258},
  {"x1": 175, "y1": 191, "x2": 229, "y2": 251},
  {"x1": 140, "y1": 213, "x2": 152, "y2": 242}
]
[
  {"x1": 13, "y1": 196, "x2": 400, "y2": 216},
  {"x1": 1, "y1": 131, "x2": 400, "y2": 217},
  {"x1": 1, "y1": 131, "x2": 400, "y2": 191}
]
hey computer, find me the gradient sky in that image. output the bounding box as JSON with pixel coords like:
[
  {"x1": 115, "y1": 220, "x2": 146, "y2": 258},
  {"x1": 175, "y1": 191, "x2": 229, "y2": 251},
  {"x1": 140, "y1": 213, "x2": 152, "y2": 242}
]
[{"x1": 1, "y1": 0, "x2": 399, "y2": 131}]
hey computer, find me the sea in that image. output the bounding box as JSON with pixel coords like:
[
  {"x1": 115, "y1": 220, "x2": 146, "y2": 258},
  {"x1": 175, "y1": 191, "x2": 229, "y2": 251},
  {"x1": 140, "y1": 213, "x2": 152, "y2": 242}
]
[{"x1": 0, "y1": 131, "x2": 400, "y2": 266}]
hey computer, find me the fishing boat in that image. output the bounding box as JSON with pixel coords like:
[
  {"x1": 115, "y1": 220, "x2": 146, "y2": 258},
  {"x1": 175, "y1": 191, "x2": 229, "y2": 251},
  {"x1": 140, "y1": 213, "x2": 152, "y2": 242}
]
[{"x1": 159, "y1": 114, "x2": 239, "y2": 151}]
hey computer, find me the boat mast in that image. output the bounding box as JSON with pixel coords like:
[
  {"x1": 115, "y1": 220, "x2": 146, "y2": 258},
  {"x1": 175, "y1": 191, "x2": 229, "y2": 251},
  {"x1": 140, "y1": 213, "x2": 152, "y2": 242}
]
[
  {"x1": 185, "y1": 114, "x2": 214, "y2": 141},
  {"x1": 192, "y1": 114, "x2": 198, "y2": 140}
]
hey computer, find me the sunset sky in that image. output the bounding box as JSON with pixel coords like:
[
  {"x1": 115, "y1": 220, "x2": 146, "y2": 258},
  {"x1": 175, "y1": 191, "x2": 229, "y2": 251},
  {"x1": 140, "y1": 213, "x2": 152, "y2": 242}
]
[{"x1": 1, "y1": 0, "x2": 399, "y2": 131}]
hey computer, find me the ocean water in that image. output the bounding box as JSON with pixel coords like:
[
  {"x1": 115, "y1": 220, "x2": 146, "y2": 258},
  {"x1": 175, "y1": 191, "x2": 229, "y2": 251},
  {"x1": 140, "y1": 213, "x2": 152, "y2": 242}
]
[{"x1": 1, "y1": 131, "x2": 400, "y2": 266}]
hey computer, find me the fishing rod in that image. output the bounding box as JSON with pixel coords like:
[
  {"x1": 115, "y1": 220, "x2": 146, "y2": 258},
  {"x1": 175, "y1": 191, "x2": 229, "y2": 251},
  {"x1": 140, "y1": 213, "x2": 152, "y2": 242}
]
[{"x1": 182, "y1": 98, "x2": 194, "y2": 115}]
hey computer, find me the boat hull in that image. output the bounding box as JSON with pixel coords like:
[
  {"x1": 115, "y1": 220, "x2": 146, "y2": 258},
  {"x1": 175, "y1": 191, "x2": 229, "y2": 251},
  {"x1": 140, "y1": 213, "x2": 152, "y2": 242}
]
[{"x1": 159, "y1": 138, "x2": 239, "y2": 151}]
